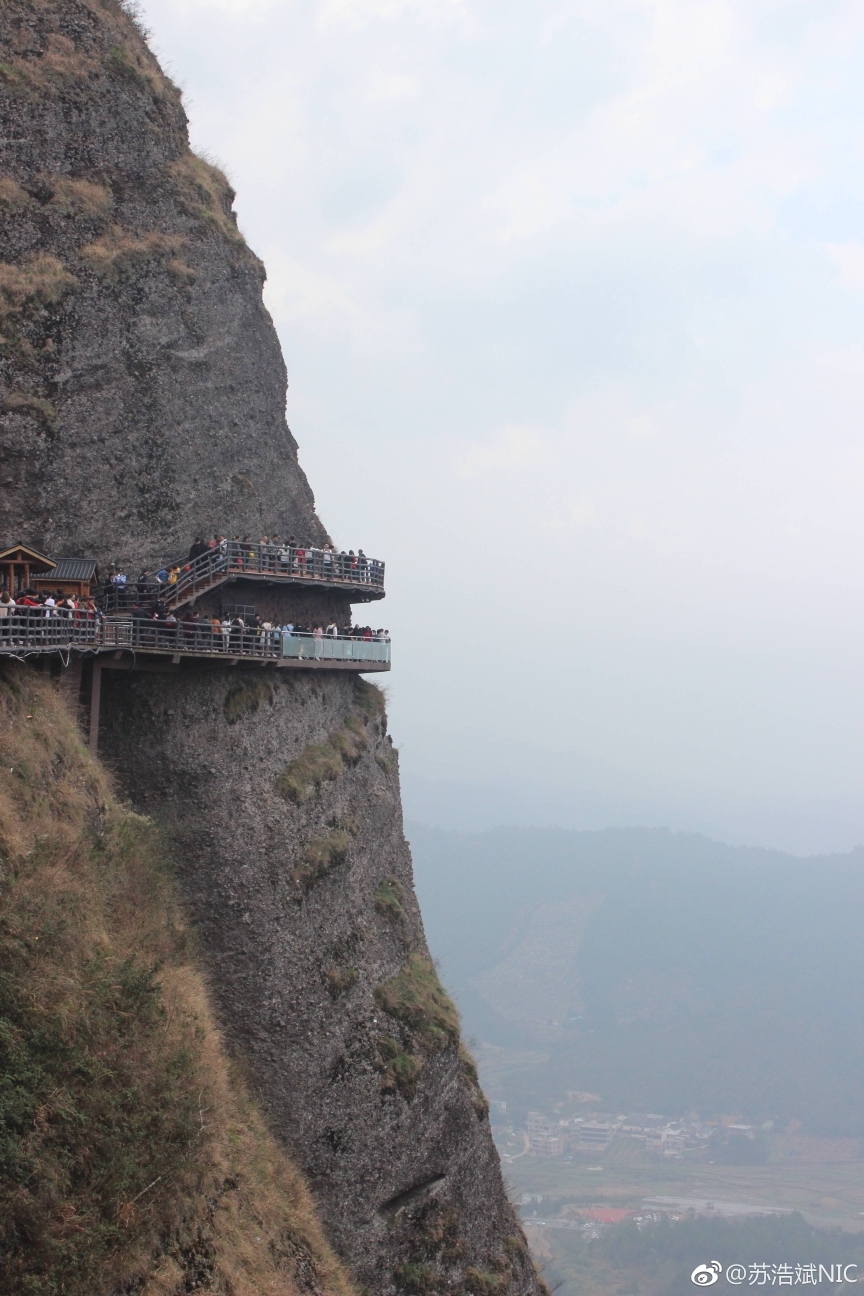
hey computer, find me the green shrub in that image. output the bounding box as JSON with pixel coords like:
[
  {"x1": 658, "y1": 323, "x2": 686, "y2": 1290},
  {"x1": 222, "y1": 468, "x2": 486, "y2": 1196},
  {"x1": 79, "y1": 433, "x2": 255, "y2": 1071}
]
[
  {"x1": 291, "y1": 830, "x2": 351, "y2": 892},
  {"x1": 224, "y1": 677, "x2": 273, "y2": 723},
  {"x1": 374, "y1": 876, "x2": 404, "y2": 921},
  {"x1": 375, "y1": 1035, "x2": 421, "y2": 1099},
  {"x1": 276, "y1": 681, "x2": 384, "y2": 803},
  {"x1": 374, "y1": 955, "x2": 459, "y2": 1053},
  {"x1": 373, "y1": 958, "x2": 461, "y2": 1103},
  {"x1": 393, "y1": 1261, "x2": 435, "y2": 1292}
]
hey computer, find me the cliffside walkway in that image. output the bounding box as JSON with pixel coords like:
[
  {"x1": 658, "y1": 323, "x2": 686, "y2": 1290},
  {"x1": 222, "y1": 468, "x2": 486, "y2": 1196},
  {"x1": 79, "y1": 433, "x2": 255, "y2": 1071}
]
[
  {"x1": 0, "y1": 613, "x2": 390, "y2": 670},
  {"x1": 0, "y1": 613, "x2": 389, "y2": 760},
  {"x1": 100, "y1": 540, "x2": 385, "y2": 613}
]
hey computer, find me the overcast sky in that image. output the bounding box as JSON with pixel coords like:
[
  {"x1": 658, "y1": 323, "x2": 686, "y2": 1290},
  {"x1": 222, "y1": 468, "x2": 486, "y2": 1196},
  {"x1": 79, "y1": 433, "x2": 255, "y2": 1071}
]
[{"x1": 140, "y1": 0, "x2": 864, "y2": 853}]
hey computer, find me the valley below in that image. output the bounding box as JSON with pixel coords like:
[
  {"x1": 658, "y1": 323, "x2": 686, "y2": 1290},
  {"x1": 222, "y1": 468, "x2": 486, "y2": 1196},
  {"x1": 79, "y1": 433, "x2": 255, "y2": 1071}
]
[{"x1": 410, "y1": 825, "x2": 864, "y2": 1294}]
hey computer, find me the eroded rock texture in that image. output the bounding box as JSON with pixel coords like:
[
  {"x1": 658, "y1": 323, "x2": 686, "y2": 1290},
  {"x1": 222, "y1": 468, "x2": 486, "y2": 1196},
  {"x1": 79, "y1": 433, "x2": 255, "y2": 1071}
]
[
  {"x1": 0, "y1": 0, "x2": 323, "y2": 570},
  {"x1": 99, "y1": 667, "x2": 540, "y2": 1294}
]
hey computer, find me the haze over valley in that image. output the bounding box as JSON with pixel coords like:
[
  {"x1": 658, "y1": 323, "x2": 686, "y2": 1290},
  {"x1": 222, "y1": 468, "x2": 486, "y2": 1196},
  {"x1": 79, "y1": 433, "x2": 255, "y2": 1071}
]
[{"x1": 412, "y1": 824, "x2": 864, "y2": 1292}]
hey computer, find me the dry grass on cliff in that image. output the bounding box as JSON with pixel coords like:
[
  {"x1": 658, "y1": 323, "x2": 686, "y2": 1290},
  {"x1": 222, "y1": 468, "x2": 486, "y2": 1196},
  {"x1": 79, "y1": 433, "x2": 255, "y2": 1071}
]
[
  {"x1": 0, "y1": 666, "x2": 356, "y2": 1296},
  {"x1": 169, "y1": 153, "x2": 246, "y2": 246},
  {"x1": 374, "y1": 954, "x2": 460, "y2": 1053},
  {"x1": 79, "y1": 225, "x2": 188, "y2": 279},
  {"x1": 0, "y1": 392, "x2": 57, "y2": 427},
  {"x1": 0, "y1": 254, "x2": 78, "y2": 393},
  {"x1": 0, "y1": 0, "x2": 181, "y2": 104},
  {"x1": 0, "y1": 179, "x2": 31, "y2": 208},
  {"x1": 40, "y1": 173, "x2": 114, "y2": 218},
  {"x1": 291, "y1": 829, "x2": 352, "y2": 893},
  {"x1": 0, "y1": 254, "x2": 78, "y2": 321}
]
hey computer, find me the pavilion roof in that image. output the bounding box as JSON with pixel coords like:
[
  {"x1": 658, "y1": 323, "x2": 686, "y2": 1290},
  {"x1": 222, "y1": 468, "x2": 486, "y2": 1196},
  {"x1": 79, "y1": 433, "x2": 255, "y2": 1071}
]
[{"x1": 0, "y1": 544, "x2": 56, "y2": 572}]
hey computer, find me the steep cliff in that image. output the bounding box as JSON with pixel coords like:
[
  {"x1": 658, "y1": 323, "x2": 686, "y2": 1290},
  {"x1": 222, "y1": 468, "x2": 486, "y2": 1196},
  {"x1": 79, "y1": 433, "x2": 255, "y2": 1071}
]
[
  {"x1": 0, "y1": 0, "x2": 323, "y2": 570},
  {"x1": 99, "y1": 667, "x2": 541, "y2": 1293},
  {"x1": 0, "y1": 4, "x2": 543, "y2": 1293}
]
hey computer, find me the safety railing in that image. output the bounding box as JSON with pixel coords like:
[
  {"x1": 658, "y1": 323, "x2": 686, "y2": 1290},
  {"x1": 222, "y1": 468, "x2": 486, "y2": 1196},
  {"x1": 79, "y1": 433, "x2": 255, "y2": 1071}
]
[
  {"x1": 98, "y1": 541, "x2": 385, "y2": 613},
  {"x1": 282, "y1": 633, "x2": 390, "y2": 664},
  {"x1": 0, "y1": 612, "x2": 391, "y2": 667},
  {"x1": 0, "y1": 611, "x2": 102, "y2": 650}
]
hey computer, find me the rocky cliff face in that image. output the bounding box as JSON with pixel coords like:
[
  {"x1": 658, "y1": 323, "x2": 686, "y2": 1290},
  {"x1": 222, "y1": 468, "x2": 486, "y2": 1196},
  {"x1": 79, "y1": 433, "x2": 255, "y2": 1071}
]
[
  {"x1": 1, "y1": 4, "x2": 542, "y2": 1293},
  {"x1": 99, "y1": 667, "x2": 540, "y2": 1293},
  {"x1": 0, "y1": 0, "x2": 323, "y2": 571}
]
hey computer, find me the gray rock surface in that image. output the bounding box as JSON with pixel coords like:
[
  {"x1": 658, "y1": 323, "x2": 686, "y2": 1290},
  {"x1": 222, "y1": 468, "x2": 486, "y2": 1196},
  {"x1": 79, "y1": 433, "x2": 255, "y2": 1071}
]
[
  {"x1": 99, "y1": 667, "x2": 540, "y2": 1293},
  {"x1": 0, "y1": 0, "x2": 324, "y2": 572}
]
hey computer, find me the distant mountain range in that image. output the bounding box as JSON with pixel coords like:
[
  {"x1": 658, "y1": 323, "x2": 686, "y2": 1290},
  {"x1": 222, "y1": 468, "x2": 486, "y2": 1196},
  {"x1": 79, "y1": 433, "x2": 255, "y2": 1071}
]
[{"x1": 408, "y1": 824, "x2": 864, "y2": 1135}]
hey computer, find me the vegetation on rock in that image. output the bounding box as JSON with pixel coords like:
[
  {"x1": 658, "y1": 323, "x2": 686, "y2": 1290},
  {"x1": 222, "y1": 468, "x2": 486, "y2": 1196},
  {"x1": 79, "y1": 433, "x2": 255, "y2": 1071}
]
[
  {"x1": 169, "y1": 153, "x2": 246, "y2": 246},
  {"x1": 291, "y1": 830, "x2": 352, "y2": 893},
  {"x1": 224, "y1": 676, "x2": 274, "y2": 724},
  {"x1": 79, "y1": 225, "x2": 189, "y2": 278},
  {"x1": 1, "y1": 392, "x2": 57, "y2": 427},
  {"x1": 373, "y1": 956, "x2": 460, "y2": 1101},
  {"x1": 0, "y1": 0, "x2": 182, "y2": 105},
  {"x1": 374, "y1": 954, "x2": 460, "y2": 1053},
  {"x1": 459, "y1": 1043, "x2": 490, "y2": 1121},
  {"x1": 390, "y1": 1199, "x2": 531, "y2": 1296},
  {"x1": 324, "y1": 965, "x2": 358, "y2": 998},
  {"x1": 0, "y1": 254, "x2": 77, "y2": 322},
  {"x1": 276, "y1": 679, "x2": 384, "y2": 804},
  {"x1": 373, "y1": 876, "x2": 406, "y2": 917},
  {"x1": 373, "y1": 875, "x2": 405, "y2": 921}
]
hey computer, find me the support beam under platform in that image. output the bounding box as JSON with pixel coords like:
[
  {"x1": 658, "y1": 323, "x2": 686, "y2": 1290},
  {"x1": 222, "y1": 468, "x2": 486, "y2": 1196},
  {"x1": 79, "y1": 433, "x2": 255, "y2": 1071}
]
[{"x1": 89, "y1": 658, "x2": 101, "y2": 757}]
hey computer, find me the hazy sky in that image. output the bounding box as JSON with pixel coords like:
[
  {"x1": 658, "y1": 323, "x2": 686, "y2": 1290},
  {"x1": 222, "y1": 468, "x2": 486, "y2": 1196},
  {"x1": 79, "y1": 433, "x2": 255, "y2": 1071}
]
[{"x1": 139, "y1": 0, "x2": 864, "y2": 853}]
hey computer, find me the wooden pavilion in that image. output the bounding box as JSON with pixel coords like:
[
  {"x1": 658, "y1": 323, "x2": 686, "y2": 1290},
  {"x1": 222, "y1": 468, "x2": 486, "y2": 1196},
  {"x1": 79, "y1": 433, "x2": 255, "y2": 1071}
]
[{"x1": 0, "y1": 543, "x2": 56, "y2": 595}]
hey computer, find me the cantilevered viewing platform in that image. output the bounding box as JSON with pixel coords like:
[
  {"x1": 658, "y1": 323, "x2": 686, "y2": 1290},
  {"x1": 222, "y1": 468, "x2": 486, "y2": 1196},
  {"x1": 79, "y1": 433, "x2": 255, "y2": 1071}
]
[
  {"x1": 98, "y1": 540, "x2": 385, "y2": 614},
  {"x1": 0, "y1": 534, "x2": 391, "y2": 763}
]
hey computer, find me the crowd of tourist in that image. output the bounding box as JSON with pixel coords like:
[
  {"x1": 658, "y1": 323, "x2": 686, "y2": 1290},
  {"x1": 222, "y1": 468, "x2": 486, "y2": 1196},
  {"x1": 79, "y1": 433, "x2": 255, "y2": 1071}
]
[
  {"x1": 104, "y1": 535, "x2": 383, "y2": 602},
  {"x1": 0, "y1": 587, "x2": 100, "y2": 617},
  {"x1": 0, "y1": 583, "x2": 389, "y2": 657},
  {"x1": 120, "y1": 607, "x2": 390, "y2": 654},
  {"x1": 186, "y1": 535, "x2": 383, "y2": 584},
  {"x1": 0, "y1": 587, "x2": 102, "y2": 642}
]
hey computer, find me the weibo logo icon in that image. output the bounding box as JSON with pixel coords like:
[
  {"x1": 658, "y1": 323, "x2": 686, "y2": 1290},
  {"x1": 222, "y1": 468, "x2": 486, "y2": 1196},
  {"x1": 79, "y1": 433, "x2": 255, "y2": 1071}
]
[{"x1": 691, "y1": 1262, "x2": 722, "y2": 1286}]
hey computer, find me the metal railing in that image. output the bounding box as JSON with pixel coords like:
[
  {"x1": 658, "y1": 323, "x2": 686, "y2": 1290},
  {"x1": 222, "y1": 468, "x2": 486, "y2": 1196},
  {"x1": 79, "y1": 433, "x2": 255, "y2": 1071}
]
[
  {"x1": 99, "y1": 541, "x2": 385, "y2": 613},
  {"x1": 0, "y1": 612, "x2": 390, "y2": 666}
]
